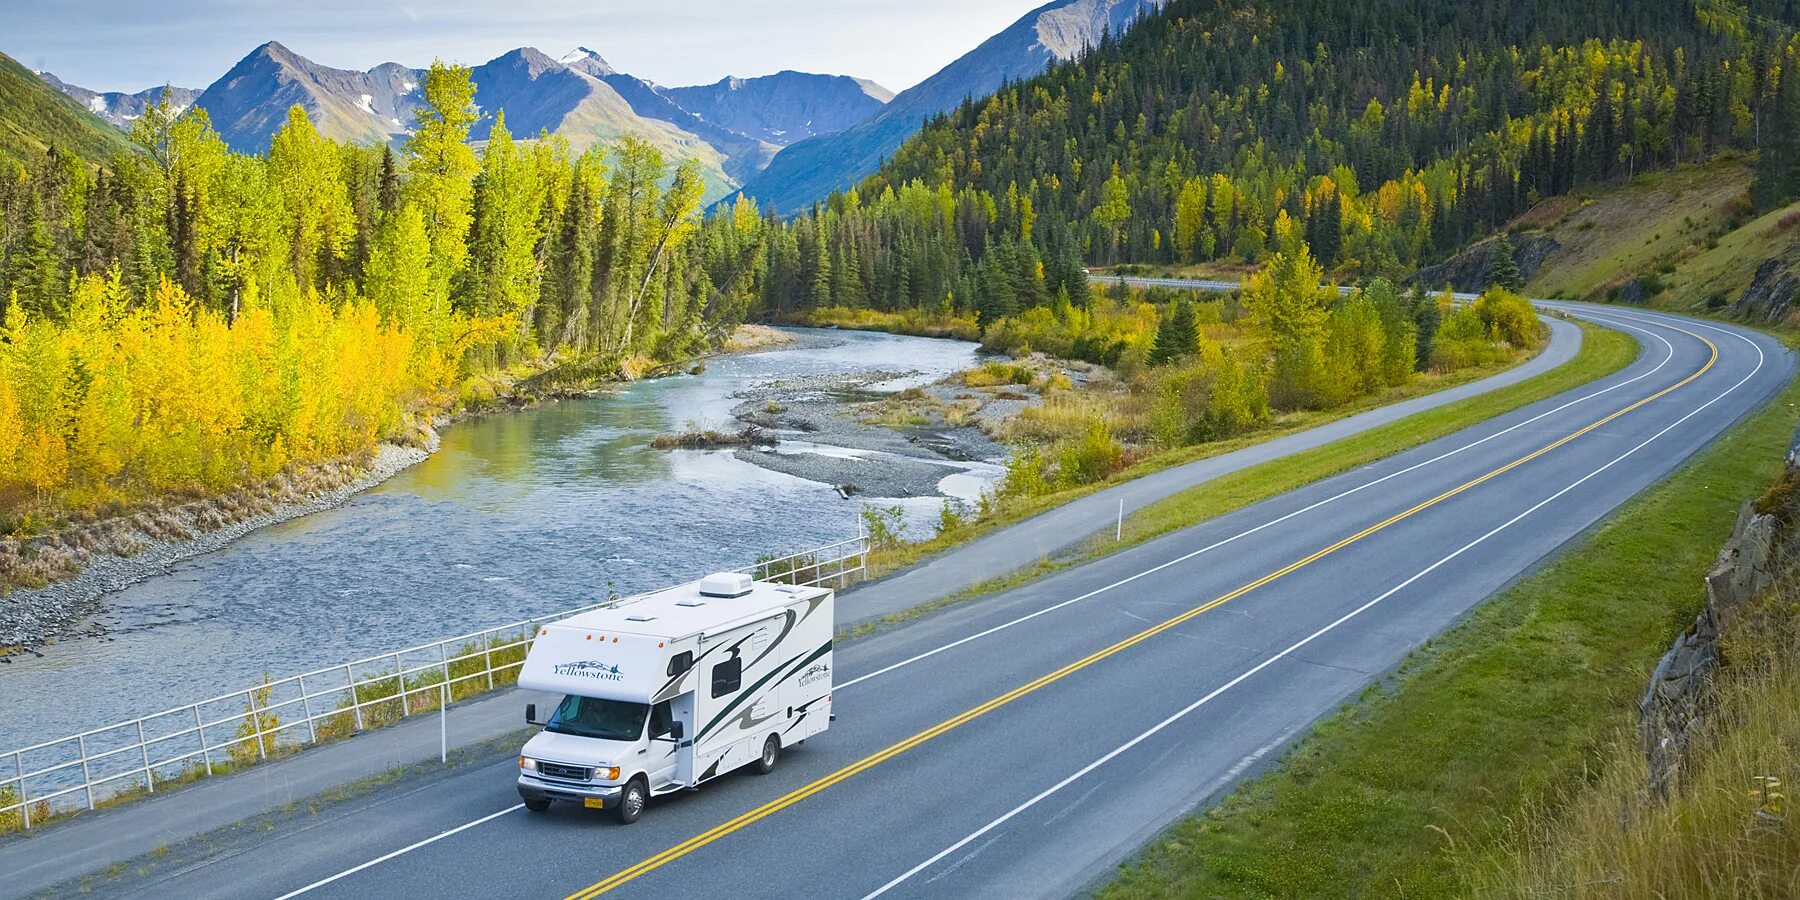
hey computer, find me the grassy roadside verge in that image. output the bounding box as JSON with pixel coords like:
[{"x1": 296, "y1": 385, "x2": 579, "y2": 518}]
[
  {"x1": 843, "y1": 321, "x2": 1635, "y2": 640},
  {"x1": 1099, "y1": 360, "x2": 1799, "y2": 898}
]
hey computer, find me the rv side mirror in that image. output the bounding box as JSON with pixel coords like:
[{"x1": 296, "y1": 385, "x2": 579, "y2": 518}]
[
  {"x1": 526, "y1": 703, "x2": 540, "y2": 726},
  {"x1": 668, "y1": 721, "x2": 684, "y2": 741}
]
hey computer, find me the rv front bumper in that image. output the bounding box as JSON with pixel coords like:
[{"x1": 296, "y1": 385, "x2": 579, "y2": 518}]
[{"x1": 518, "y1": 774, "x2": 625, "y2": 807}]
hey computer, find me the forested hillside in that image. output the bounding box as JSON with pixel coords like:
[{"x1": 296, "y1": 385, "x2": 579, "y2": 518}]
[
  {"x1": 0, "y1": 62, "x2": 760, "y2": 522},
  {"x1": 0, "y1": 51, "x2": 136, "y2": 167},
  {"x1": 755, "y1": 0, "x2": 1800, "y2": 324}
]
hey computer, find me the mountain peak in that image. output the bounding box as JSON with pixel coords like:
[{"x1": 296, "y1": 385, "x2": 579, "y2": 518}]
[
  {"x1": 558, "y1": 46, "x2": 616, "y2": 78},
  {"x1": 250, "y1": 40, "x2": 302, "y2": 65}
]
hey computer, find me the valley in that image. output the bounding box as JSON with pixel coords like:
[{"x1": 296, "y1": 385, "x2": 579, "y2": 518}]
[{"x1": 3, "y1": 0, "x2": 1800, "y2": 897}]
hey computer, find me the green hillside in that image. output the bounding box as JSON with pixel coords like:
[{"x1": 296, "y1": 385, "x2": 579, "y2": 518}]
[
  {"x1": 747, "y1": 0, "x2": 1800, "y2": 324},
  {"x1": 0, "y1": 50, "x2": 135, "y2": 167},
  {"x1": 1516, "y1": 158, "x2": 1800, "y2": 314}
]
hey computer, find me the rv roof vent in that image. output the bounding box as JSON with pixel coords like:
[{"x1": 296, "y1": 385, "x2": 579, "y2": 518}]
[
  {"x1": 698, "y1": 572, "x2": 754, "y2": 598},
  {"x1": 626, "y1": 614, "x2": 656, "y2": 622},
  {"x1": 676, "y1": 600, "x2": 706, "y2": 608}
]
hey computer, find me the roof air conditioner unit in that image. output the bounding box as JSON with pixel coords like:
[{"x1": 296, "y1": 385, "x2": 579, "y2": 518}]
[{"x1": 698, "y1": 572, "x2": 755, "y2": 598}]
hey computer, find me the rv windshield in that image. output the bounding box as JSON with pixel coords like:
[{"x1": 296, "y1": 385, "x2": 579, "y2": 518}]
[{"x1": 545, "y1": 695, "x2": 648, "y2": 742}]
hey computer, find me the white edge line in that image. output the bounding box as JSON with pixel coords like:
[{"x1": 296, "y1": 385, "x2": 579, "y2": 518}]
[
  {"x1": 861, "y1": 317, "x2": 1765, "y2": 898},
  {"x1": 269, "y1": 803, "x2": 524, "y2": 900}
]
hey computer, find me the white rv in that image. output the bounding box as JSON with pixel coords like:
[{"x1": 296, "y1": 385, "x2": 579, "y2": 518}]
[{"x1": 515, "y1": 572, "x2": 834, "y2": 823}]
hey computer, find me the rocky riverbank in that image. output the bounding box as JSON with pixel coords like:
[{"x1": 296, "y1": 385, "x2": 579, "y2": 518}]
[
  {"x1": 0, "y1": 325, "x2": 800, "y2": 655},
  {"x1": 717, "y1": 352, "x2": 1096, "y2": 500},
  {"x1": 0, "y1": 438, "x2": 436, "y2": 654}
]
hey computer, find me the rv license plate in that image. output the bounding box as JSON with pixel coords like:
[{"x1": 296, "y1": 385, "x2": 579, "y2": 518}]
[{"x1": 583, "y1": 797, "x2": 606, "y2": 809}]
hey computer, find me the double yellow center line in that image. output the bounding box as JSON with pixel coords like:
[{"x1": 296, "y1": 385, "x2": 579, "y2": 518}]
[{"x1": 565, "y1": 325, "x2": 1717, "y2": 899}]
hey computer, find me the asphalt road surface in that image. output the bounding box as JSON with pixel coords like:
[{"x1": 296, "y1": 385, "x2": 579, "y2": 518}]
[{"x1": 40, "y1": 302, "x2": 1795, "y2": 900}]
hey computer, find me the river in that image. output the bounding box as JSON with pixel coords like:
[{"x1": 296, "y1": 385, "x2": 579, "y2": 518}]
[{"x1": 0, "y1": 328, "x2": 990, "y2": 753}]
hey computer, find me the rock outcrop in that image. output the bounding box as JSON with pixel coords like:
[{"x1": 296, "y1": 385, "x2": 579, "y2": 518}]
[
  {"x1": 1638, "y1": 424, "x2": 1800, "y2": 797},
  {"x1": 1729, "y1": 254, "x2": 1800, "y2": 324},
  {"x1": 1406, "y1": 233, "x2": 1560, "y2": 293},
  {"x1": 1637, "y1": 502, "x2": 1780, "y2": 797}
]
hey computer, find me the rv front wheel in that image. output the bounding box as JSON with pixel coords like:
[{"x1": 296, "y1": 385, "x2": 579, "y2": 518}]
[
  {"x1": 615, "y1": 777, "x2": 647, "y2": 824},
  {"x1": 751, "y1": 735, "x2": 780, "y2": 775},
  {"x1": 523, "y1": 798, "x2": 550, "y2": 813}
]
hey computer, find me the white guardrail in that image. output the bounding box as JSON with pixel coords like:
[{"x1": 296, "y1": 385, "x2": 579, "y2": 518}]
[{"x1": 0, "y1": 535, "x2": 868, "y2": 831}]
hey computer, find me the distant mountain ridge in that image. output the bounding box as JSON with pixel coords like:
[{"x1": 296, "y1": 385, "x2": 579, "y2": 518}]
[
  {"x1": 735, "y1": 0, "x2": 1166, "y2": 213},
  {"x1": 663, "y1": 71, "x2": 891, "y2": 146},
  {"x1": 37, "y1": 41, "x2": 893, "y2": 202},
  {"x1": 33, "y1": 72, "x2": 200, "y2": 130}
]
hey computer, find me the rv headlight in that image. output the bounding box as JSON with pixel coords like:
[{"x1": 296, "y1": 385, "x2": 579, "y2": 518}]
[
  {"x1": 598, "y1": 766, "x2": 620, "y2": 781},
  {"x1": 519, "y1": 756, "x2": 539, "y2": 772}
]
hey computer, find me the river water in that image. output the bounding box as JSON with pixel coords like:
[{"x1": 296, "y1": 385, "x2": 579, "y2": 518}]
[{"x1": 0, "y1": 329, "x2": 987, "y2": 753}]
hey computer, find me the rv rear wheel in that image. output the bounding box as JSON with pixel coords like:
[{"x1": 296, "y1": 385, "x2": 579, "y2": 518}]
[
  {"x1": 523, "y1": 798, "x2": 551, "y2": 813},
  {"x1": 615, "y1": 777, "x2": 648, "y2": 824},
  {"x1": 751, "y1": 735, "x2": 780, "y2": 775}
]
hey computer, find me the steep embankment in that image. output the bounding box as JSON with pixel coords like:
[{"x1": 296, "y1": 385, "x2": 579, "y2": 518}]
[{"x1": 1413, "y1": 158, "x2": 1800, "y2": 324}]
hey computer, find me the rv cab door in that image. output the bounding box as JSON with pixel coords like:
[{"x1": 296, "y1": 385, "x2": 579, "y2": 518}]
[{"x1": 671, "y1": 692, "x2": 697, "y2": 786}]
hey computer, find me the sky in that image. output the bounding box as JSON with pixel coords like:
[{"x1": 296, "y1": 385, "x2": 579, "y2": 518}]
[{"x1": 2, "y1": 0, "x2": 1050, "y2": 94}]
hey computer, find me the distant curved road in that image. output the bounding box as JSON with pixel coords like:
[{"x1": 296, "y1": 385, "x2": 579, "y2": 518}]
[{"x1": 35, "y1": 301, "x2": 1795, "y2": 900}]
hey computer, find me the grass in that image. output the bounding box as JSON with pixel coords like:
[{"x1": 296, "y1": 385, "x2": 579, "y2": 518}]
[
  {"x1": 1472, "y1": 598, "x2": 1800, "y2": 898},
  {"x1": 787, "y1": 305, "x2": 982, "y2": 342},
  {"x1": 1524, "y1": 159, "x2": 1754, "y2": 301},
  {"x1": 1661, "y1": 197, "x2": 1800, "y2": 312},
  {"x1": 1098, "y1": 364, "x2": 1800, "y2": 899},
  {"x1": 842, "y1": 321, "x2": 1634, "y2": 643}
]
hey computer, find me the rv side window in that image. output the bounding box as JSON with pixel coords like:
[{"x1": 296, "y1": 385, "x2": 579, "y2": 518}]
[
  {"x1": 667, "y1": 651, "x2": 694, "y2": 677},
  {"x1": 711, "y1": 657, "x2": 742, "y2": 698}
]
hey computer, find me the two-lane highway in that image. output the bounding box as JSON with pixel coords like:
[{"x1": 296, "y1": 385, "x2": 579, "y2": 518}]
[{"x1": 76, "y1": 303, "x2": 1791, "y2": 900}]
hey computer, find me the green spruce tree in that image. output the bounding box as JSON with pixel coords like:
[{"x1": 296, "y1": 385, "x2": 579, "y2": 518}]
[
  {"x1": 1485, "y1": 233, "x2": 1523, "y2": 292},
  {"x1": 1149, "y1": 297, "x2": 1200, "y2": 365}
]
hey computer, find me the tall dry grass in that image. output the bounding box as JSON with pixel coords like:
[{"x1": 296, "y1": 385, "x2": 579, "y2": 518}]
[{"x1": 1472, "y1": 572, "x2": 1800, "y2": 899}]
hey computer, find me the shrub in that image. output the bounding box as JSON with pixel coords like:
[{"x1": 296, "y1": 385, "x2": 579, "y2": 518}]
[
  {"x1": 229, "y1": 676, "x2": 281, "y2": 766},
  {"x1": 998, "y1": 446, "x2": 1054, "y2": 499},
  {"x1": 860, "y1": 504, "x2": 908, "y2": 551},
  {"x1": 1055, "y1": 419, "x2": 1125, "y2": 487},
  {"x1": 960, "y1": 362, "x2": 1035, "y2": 387}
]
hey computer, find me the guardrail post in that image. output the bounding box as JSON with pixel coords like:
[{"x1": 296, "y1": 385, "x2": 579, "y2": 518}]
[
  {"x1": 77, "y1": 734, "x2": 94, "y2": 810},
  {"x1": 298, "y1": 673, "x2": 318, "y2": 746},
  {"x1": 439, "y1": 681, "x2": 448, "y2": 765},
  {"x1": 194, "y1": 707, "x2": 212, "y2": 776},
  {"x1": 17, "y1": 750, "x2": 29, "y2": 830},
  {"x1": 347, "y1": 664, "x2": 364, "y2": 732},
  {"x1": 483, "y1": 632, "x2": 495, "y2": 692},
  {"x1": 137, "y1": 720, "x2": 155, "y2": 793}
]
